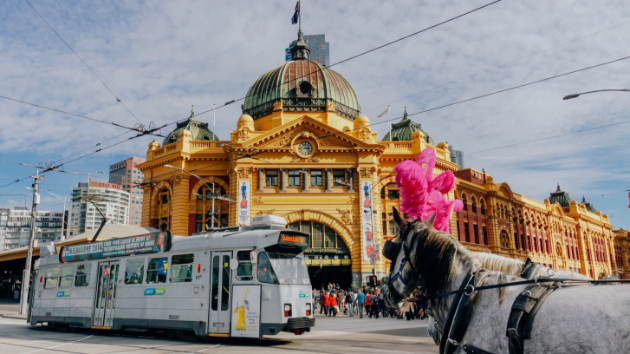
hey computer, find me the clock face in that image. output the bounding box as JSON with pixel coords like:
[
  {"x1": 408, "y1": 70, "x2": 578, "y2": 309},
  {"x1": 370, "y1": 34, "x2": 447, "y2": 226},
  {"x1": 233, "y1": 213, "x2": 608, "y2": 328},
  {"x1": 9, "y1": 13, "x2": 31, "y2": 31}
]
[{"x1": 298, "y1": 141, "x2": 313, "y2": 156}]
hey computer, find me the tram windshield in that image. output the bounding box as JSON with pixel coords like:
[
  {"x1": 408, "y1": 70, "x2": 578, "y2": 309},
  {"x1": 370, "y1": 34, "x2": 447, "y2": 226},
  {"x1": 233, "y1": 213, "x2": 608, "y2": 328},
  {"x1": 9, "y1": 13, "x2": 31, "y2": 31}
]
[{"x1": 258, "y1": 251, "x2": 310, "y2": 285}]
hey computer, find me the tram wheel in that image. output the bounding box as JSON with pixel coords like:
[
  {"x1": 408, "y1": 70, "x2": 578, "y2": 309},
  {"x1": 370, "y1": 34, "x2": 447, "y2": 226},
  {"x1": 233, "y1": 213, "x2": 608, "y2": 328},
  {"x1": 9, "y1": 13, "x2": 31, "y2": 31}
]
[{"x1": 166, "y1": 330, "x2": 177, "y2": 340}]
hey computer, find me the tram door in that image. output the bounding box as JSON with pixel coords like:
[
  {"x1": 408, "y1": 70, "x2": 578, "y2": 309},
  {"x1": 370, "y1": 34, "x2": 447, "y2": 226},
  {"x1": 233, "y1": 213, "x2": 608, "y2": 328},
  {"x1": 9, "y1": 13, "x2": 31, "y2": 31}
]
[
  {"x1": 92, "y1": 261, "x2": 119, "y2": 328},
  {"x1": 208, "y1": 251, "x2": 232, "y2": 334}
]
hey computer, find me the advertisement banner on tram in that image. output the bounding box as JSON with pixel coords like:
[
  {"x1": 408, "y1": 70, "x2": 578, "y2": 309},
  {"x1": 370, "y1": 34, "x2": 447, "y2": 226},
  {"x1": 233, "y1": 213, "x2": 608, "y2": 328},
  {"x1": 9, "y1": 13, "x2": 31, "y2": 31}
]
[
  {"x1": 59, "y1": 231, "x2": 172, "y2": 263},
  {"x1": 230, "y1": 285, "x2": 261, "y2": 338}
]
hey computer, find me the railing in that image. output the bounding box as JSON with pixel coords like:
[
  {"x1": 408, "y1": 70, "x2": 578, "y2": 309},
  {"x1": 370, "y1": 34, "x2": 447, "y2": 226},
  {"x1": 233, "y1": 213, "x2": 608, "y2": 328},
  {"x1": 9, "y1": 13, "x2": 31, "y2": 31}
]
[
  {"x1": 379, "y1": 141, "x2": 413, "y2": 149},
  {"x1": 154, "y1": 148, "x2": 165, "y2": 156}
]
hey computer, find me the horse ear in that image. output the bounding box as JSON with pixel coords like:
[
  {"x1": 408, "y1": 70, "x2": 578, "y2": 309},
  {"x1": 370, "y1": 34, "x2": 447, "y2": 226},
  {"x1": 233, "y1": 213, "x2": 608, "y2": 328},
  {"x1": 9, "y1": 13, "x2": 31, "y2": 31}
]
[
  {"x1": 425, "y1": 211, "x2": 437, "y2": 227},
  {"x1": 392, "y1": 207, "x2": 406, "y2": 229}
]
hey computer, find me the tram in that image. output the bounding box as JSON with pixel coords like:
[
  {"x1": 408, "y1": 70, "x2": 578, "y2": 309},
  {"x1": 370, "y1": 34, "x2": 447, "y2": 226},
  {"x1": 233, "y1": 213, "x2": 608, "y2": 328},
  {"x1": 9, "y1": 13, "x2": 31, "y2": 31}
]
[{"x1": 28, "y1": 215, "x2": 315, "y2": 339}]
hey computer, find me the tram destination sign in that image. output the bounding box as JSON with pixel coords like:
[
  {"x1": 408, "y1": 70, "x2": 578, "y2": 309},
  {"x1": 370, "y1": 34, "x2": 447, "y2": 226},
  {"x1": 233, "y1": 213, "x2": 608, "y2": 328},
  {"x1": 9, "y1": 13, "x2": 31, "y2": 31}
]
[
  {"x1": 278, "y1": 232, "x2": 309, "y2": 247},
  {"x1": 60, "y1": 231, "x2": 172, "y2": 263}
]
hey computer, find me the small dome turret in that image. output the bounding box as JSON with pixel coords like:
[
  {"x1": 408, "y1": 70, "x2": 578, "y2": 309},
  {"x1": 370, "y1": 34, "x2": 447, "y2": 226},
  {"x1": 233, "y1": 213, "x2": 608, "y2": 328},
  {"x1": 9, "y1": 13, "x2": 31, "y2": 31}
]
[{"x1": 163, "y1": 107, "x2": 219, "y2": 145}]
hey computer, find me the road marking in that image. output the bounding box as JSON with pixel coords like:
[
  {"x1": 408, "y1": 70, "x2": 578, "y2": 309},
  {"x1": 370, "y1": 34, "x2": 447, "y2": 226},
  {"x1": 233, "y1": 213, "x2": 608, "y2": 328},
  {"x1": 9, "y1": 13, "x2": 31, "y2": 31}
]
[
  {"x1": 19, "y1": 334, "x2": 93, "y2": 354},
  {"x1": 197, "y1": 344, "x2": 221, "y2": 351}
]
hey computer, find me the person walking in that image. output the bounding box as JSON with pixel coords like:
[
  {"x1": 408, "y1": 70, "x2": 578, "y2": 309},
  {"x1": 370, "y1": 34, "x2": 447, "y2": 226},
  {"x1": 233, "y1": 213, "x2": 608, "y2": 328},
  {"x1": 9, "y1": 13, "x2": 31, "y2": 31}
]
[
  {"x1": 377, "y1": 289, "x2": 386, "y2": 318},
  {"x1": 365, "y1": 290, "x2": 372, "y2": 318},
  {"x1": 370, "y1": 290, "x2": 379, "y2": 319},
  {"x1": 322, "y1": 291, "x2": 330, "y2": 316},
  {"x1": 355, "y1": 289, "x2": 366, "y2": 318},
  {"x1": 329, "y1": 292, "x2": 338, "y2": 317},
  {"x1": 346, "y1": 291, "x2": 354, "y2": 317},
  {"x1": 319, "y1": 288, "x2": 326, "y2": 315}
]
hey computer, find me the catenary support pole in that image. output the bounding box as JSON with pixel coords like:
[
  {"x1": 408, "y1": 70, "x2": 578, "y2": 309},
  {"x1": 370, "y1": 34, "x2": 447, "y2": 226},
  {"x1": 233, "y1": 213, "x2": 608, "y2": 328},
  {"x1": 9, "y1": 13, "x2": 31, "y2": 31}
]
[{"x1": 20, "y1": 169, "x2": 44, "y2": 314}]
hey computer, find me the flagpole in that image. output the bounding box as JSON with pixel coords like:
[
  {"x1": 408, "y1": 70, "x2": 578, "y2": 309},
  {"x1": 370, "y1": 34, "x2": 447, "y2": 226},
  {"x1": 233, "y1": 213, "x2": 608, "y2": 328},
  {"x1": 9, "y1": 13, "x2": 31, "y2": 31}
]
[
  {"x1": 299, "y1": 0, "x2": 302, "y2": 32},
  {"x1": 213, "y1": 103, "x2": 216, "y2": 140},
  {"x1": 388, "y1": 105, "x2": 391, "y2": 141}
]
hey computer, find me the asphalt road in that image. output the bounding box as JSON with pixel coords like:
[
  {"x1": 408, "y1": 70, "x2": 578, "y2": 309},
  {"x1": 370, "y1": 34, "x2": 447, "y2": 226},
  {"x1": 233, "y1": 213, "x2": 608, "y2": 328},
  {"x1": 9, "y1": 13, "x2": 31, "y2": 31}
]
[{"x1": 0, "y1": 312, "x2": 439, "y2": 354}]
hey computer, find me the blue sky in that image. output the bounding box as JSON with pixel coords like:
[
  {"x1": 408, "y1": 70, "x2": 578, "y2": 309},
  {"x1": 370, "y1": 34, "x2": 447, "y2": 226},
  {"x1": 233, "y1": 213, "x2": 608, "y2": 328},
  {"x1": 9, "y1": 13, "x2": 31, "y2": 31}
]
[{"x1": 1, "y1": 0, "x2": 629, "y2": 228}]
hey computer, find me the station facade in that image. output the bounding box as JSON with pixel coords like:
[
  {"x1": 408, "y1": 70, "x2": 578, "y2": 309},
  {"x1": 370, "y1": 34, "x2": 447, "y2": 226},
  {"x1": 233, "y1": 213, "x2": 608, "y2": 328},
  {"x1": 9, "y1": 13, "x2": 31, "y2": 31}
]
[{"x1": 137, "y1": 32, "x2": 630, "y2": 288}]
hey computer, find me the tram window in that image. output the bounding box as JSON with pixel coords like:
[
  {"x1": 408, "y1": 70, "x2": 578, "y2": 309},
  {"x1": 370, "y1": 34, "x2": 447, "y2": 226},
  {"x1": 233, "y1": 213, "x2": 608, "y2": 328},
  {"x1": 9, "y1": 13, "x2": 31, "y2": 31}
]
[
  {"x1": 170, "y1": 254, "x2": 194, "y2": 283},
  {"x1": 75, "y1": 264, "x2": 92, "y2": 286},
  {"x1": 265, "y1": 252, "x2": 310, "y2": 285},
  {"x1": 59, "y1": 265, "x2": 75, "y2": 289},
  {"x1": 147, "y1": 257, "x2": 168, "y2": 284},
  {"x1": 257, "y1": 252, "x2": 278, "y2": 284},
  {"x1": 221, "y1": 255, "x2": 230, "y2": 310},
  {"x1": 125, "y1": 259, "x2": 145, "y2": 284},
  {"x1": 236, "y1": 251, "x2": 253, "y2": 281},
  {"x1": 44, "y1": 267, "x2": 59, "y2": 289},
  {"x1": 212, "y1": 256, "x2": 219, "y2": 310}
]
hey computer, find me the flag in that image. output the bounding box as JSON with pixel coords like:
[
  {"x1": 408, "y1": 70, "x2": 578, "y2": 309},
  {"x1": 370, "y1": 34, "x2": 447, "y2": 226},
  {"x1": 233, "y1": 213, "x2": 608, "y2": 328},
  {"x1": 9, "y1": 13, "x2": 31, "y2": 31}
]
[
  {"x1": 377, "y1": 106, "x2": 390, "y2": 118},
  {"x1": 291, "y1": 1, "x2": 300, "y2": 25}
]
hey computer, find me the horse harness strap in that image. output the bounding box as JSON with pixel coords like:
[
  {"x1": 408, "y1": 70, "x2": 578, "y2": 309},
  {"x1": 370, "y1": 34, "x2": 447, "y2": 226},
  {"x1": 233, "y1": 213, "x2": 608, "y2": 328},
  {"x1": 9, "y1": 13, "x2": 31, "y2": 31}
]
[
  {"x1": 519, "y1": 258, "x2": 541, "y2": 279},
  {"x1": 440, "y1": 269, "x2": 491, "y2": 354},
  {"x1": 506, "y1": 282, "x2": 561, "y2": 354}
]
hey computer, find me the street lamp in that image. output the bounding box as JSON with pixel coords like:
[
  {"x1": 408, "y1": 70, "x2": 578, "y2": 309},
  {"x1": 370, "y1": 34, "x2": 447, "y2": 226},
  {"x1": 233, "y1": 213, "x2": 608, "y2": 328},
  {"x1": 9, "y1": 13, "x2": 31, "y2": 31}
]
[
  {"x1": 163, "y1": 165, "x2": 222, "y2": 229},
  {"x1": 563, "y1": 89, "x2": 630, "y2": 100},
  {"x1": 27, "y1": 188, "x2": 67, "y2": 240}
]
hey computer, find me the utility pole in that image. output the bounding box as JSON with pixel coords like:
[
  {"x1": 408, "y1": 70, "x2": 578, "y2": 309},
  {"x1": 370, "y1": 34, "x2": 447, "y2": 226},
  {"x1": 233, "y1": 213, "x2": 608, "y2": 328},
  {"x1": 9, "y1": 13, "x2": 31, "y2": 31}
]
[{"x1": 20, "y1": 169, "x2": 44, "y2": 314}]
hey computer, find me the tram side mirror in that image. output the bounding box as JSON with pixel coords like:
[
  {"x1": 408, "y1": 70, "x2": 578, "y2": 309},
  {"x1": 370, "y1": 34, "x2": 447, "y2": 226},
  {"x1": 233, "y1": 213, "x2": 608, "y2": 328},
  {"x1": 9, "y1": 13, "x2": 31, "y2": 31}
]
[
  {"x1": 250, "y1": 251, "x2": 257, "y2": 264},
  {"x1": 229, "y1": 259, "x2": 239, "y2": 270}
]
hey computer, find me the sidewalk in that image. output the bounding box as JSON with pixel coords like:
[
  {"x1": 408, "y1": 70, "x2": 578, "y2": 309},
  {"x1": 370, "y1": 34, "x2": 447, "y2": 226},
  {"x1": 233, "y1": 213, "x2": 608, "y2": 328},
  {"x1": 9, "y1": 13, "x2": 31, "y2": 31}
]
[{"x1": 0, "y1": 299, "x2": 25, "y2": 320}]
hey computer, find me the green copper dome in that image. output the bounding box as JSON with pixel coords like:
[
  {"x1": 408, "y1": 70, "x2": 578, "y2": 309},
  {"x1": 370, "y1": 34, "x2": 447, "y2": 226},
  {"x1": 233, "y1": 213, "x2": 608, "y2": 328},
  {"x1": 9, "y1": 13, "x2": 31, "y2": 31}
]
[
  {"x1": 380, "y1": 108, "x2": 434, "y2": 144},
  {"x1": 549, "y1": 184, "x2": 573, "y2": 207},
  {"x1": 163, "y1": 107, "x2": 218, "y2": 146},
  {"x1": 242, "y1": 32, "x2": 360, "y2": 120},
  {"x1": 580, "y1": 196, "x2": 598, "y2": 213}
]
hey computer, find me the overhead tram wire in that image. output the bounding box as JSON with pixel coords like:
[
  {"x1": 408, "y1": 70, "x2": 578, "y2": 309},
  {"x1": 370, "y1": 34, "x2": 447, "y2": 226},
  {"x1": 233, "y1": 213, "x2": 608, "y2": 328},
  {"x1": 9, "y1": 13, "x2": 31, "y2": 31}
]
[
  {"x1": 158, "y1": 0, "x2": 502, "y2": 129},
  {"x1": 357, "y1": 54, "x2": 630, "y2": 131},
  {"x1": 23, "y1": 0, "x2": 142, "y2": 125},
  {"x1": 362, "y1": 19, "x2": 630, "y2": 113},
  {"x1": 467, "y1": 118, "x2": 630, "y2": 155},
  {"x1": 3, "y1": 2, "x2": 500, "y2": 137}
]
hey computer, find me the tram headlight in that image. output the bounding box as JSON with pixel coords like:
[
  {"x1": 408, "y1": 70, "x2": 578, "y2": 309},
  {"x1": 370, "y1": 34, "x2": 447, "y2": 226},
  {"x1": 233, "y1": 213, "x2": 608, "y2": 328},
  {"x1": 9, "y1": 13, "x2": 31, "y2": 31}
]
[
  {"x1": 306, "y1": 303, "x2": 311, "y2": 316},
  {"x1": 284, "y1": 304, "x2": 292, "y2": 317}
]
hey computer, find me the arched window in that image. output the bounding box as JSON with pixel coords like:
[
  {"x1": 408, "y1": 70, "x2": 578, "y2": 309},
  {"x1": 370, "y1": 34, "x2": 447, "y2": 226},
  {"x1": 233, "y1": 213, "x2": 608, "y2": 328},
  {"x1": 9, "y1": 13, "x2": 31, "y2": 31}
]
[
  {"x1": 195, "y1": 182, "x2": 230, "y2": 233},
  {"x1": 500, "y1": 230, "x2": 509, "y2": 248},
  {"x1": 480, "y1": 199, "x2": 486, "y2": 215},
  {"x1": 471, "y1": 196, "x2": 477, "y2": 213},
  {"x1": 288, "y1": 221, "x2": 349, "y2": 250}
]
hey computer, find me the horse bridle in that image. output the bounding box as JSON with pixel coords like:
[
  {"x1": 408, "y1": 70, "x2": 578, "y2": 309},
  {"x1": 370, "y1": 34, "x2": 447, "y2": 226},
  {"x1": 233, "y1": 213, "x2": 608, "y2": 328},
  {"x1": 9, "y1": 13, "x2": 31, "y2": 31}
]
[{"x1": 383, "y1": 225, "x2": 427, "y2": 301}]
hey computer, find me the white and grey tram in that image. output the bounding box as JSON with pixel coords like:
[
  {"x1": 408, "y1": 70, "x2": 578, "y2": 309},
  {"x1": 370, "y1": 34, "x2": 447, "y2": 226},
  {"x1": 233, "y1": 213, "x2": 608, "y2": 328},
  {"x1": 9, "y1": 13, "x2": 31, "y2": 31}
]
[{"x1": 28, "y1": 216, "x2": 315, "y2": 338}]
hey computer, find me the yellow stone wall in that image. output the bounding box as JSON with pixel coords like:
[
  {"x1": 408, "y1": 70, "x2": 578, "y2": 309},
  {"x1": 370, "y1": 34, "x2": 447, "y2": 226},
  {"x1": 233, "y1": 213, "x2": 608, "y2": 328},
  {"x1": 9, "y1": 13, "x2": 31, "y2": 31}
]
[{"x1": 138, "y1": 110, "x2": 630, "y2": 284}]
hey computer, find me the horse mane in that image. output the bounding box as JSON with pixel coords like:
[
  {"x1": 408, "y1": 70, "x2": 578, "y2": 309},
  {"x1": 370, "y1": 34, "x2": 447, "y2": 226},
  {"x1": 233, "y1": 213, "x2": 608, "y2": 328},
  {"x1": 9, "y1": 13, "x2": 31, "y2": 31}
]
[
  {"x1": 473, "y1": 252, "x2": 524, "y2": 276},
  {"x1": 410, "y1": 220, "x2": 480, "y2": 297}
]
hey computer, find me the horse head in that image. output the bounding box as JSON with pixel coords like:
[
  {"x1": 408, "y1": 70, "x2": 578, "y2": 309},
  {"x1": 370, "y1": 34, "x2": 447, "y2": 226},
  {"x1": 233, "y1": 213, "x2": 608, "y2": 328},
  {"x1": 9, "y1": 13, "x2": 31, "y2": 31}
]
[{"x1": 381, "y1": 207, "x2": 469, "y2": 308}]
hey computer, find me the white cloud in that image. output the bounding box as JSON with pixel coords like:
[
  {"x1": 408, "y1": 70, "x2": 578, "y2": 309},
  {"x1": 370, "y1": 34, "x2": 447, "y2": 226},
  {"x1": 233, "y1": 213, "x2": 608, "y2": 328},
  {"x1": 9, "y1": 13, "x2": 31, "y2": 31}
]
[{"x1": 1, "y1": 0, "x2": 629, "y2": 226}]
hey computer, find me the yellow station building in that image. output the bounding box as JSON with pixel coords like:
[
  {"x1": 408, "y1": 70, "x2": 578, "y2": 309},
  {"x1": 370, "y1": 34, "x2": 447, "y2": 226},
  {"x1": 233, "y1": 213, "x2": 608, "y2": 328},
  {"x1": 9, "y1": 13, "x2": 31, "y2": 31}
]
[{"x1": 137, "y1": 32, "x2": 630, "y2": 287}]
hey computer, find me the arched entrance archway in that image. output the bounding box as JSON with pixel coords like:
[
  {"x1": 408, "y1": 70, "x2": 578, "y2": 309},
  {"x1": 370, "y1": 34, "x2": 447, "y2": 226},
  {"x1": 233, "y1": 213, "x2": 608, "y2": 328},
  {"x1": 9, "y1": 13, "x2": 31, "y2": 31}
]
[{"x1": 287, "y1": 219, "x2": 352, "y2": 289}]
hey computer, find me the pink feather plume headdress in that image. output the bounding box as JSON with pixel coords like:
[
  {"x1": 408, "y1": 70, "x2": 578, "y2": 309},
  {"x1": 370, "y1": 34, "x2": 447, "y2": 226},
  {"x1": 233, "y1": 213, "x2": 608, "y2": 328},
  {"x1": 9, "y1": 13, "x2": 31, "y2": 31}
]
[{"x1": 394, "y1": 149, "x2": 463, "y2": 233}]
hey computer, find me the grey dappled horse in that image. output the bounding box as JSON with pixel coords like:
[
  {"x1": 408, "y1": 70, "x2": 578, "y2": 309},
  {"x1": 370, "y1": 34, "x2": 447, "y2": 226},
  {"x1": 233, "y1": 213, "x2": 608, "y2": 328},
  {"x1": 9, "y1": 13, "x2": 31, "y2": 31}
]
[{"x1": 381, "y1": 209, "x2": 630, "y2": 354}]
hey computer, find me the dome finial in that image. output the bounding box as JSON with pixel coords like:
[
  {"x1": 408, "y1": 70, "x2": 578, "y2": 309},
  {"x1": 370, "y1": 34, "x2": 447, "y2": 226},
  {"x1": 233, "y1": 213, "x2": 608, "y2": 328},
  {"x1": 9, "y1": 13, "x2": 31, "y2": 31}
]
[
  {"x1": 290, "y1": 28, "x2": 310, "y2": 60},
  {"x1": 191, "y1": 105, "x2": 195, "y2": 117},
  {"x1": 403, "y1": 107, "x2": 409, "y2": 120},
  {"x1": 557, "y1": 183, "x2": 561, "y2": 191}
]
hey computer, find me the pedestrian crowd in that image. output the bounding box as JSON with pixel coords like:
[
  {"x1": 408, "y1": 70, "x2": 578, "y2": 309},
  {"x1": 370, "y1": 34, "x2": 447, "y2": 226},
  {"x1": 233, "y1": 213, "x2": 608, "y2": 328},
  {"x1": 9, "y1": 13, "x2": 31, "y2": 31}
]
[{"x1": 311, "y1": 283, "x2": 428, "y2": 320}]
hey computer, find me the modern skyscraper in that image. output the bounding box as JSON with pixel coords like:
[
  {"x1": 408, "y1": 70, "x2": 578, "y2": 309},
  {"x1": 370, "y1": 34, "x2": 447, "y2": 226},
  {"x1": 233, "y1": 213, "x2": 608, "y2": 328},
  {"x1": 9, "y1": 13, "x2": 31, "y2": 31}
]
[
  {"x1": 109, "y1": 157, "x2": 145, "y2": 226},
  {"x1": 68, "y1": 182, "x2": 130, "y2": 236},
  {"x1": 449, "y1": 146, "x2": 465, "y2": 169},
  {"x1": 286, "y1": 34, "x2": 329, "y2": 66}
]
